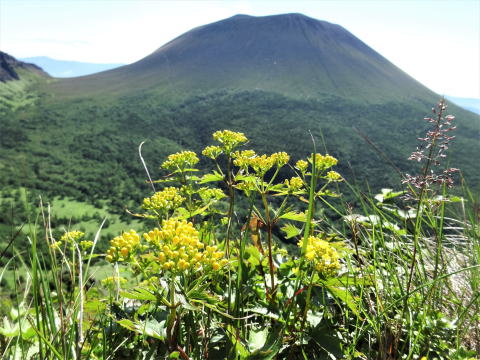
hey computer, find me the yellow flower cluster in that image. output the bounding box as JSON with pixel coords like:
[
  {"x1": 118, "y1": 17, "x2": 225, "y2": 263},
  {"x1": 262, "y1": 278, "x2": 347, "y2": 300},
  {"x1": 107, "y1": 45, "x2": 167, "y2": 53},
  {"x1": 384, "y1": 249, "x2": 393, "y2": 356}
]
[
  {"x1": 284, "y1": 176, "x2": 304, "y2": 191},
  {"x1": 142, "y1": 187, "x2": 185, "y2": 213},
  {"x1": 101, "y1": 276, "x2": 127, "y2": 287},
  {"x1": 234, "y1": 152, "x2": 290, "y2": 176},
  {"x1": 298, "y1": 236, "x2": 341, "y2": 276},
  {"x1": 311, "y1": 153, "x2": 338, "y2": 170},
  {"x1": 61, "y1": 230, "x2": 84, "y2": 243},
  {"x1": 143, "y1": 218, "x2": 228, "y2": 273},
  {"x1": 295, "y1": 159, "x2": 308, "y2": 173},
  {"x1": 202, "y1": 145, "x2": 222, "y2": 159},
  {"x1": 247, "y1": 154, "x2": 276, "y2": 175},
  {"x1": 326, "y1": 171, "x2": 342, "y2": 182},
  {"x1": 213, "y1": 130, "x2": 248, "y2": 152},
  {"x1": 161, "y1": 151, "x2": 199, "y2": 171},
  {"x1": 106, "y1": 230, "x2": 141, "y2": 263},
  {"x1": 233, "y1": 150, "x2": 256, "y2": 169},
  {"x1": 270, "y1": 152, "x2": 290, "y2": 166},
  {"x1": 51, "y1": 230, "x2": 85, "y2": 250},
  {"x1": 79, "y1": 240, "x2": 94, "y2": 250}
]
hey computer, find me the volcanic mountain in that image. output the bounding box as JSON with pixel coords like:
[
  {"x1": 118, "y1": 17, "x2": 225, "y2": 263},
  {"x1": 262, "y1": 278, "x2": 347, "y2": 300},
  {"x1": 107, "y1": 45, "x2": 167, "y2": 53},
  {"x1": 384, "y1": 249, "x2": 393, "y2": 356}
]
[
  {"x1": 50, "y1": 13, "x2": 437, "y2": 103},
  {"x1": 0, "y1": 14, "x2": 479, "y2": 207}
]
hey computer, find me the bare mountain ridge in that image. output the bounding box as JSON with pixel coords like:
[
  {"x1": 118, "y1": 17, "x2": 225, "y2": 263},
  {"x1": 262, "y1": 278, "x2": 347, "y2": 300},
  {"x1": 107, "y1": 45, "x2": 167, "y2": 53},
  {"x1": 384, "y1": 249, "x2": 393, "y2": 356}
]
[{"x1": 0, "y1": 51, "x2": 49, "y2": 82}]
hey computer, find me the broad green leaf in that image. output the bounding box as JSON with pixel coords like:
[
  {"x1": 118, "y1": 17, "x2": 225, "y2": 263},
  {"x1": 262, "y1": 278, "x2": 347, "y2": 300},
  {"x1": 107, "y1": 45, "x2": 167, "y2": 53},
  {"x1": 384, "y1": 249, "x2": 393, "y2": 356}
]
[
  {"x1": 306, "y1": 310, "x2": 323, "y2": 328},
  {"x1": 199, "y1": 172, "x2": 224, "y2": 183},
  {"x1": 117, "y1": 318, "x2": 167, "y2": 341},
  {"x1": 246, "y1": 324, "x2": 282, "y2": 360},
  {"x1": 120, "y1": 288, "x2": 157, "y2": 302},
  {"x1": 248, "y1": 328, "x2": 268, "y2": 352}
]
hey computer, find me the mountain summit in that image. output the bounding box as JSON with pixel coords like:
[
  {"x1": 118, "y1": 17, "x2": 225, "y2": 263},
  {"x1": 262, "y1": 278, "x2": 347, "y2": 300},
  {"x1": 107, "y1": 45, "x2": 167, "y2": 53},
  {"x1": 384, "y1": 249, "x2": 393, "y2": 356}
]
[{"x1": 51, "y1": 13, "x2": 435, "y2": 102}]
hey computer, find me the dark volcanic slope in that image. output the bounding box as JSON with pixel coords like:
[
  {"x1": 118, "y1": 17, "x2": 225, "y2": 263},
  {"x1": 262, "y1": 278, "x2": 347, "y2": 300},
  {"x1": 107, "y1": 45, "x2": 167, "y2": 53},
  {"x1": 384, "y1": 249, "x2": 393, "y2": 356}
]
[
  {"x1": 50, "y1": 13, "x2": 437, "y2": 102},
  {"x1": 0, "y1": 51, "x2": 49, "y2": 82}
]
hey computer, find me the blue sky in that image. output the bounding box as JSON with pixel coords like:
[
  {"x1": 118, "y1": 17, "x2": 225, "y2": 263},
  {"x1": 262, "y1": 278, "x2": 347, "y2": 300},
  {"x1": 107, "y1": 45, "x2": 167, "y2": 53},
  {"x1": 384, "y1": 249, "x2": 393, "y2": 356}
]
[{"x1": 1, "y1": 0, "x2": 479, "y2": 98}]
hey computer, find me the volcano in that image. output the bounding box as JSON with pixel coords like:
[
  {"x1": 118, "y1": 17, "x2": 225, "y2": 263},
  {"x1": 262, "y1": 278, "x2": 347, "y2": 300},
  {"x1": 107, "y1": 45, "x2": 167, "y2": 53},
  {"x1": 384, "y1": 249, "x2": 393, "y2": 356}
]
[
  {"x1": 50, "y1": 13, "x2": 437, "y2": 103},
  {"x1": 0, "y1": 14, "x2": 478, "y2": 205}
]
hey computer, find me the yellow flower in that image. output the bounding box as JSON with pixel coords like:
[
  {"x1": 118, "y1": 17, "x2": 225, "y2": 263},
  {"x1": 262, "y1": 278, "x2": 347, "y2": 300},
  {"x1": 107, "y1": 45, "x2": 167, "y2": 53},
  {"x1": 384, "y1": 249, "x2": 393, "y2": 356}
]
[
  {"x1": 213, "y1": 130, "x2": 248, "y2": 152},
  {"x1": 60, "y1": 230, "x2": 84, "y2": 243},
  {"x1": 50, "y1": 241, "x2": 62, "y2": 250},
  {"x1": 295, "y1": 160, "x2": 308, "y2": 173},
  {"x1": 101, "y1": 276, "x2": 127, "y2": 287},
  {"x1": 79, "y1": 240, "x2": 94, "y2": 250},
  {"x1": 161, "y1": 151, "x2": 199, "y2": 171},
  {"x1": 199, "y1": 187, "x2": 225, "y2": 201},
  {"x1": 248, "y1": 154, "x2": 276, "y2": 176},
  {"x1": 271, "y1": 152, "x2": 290, "y2": 167},
  {"x1": 142, "y1": 187, "x2": 185, "y2": 213},
  {"x1": 106, "y1": 230, "x2": 141, "y2": 263},
  {"x1": 143, "y1": 218, "x2": 228, "y2": 273},
  {"x1": 233, "y1": 150, "x2": 256, "y2": 168},
  {"x1": 311, "y1": 153, "x2": 338, "y2": 170},
  {"x1": 326, "y1": 171, "x2": 342, "y2": 182},
  {"x1": 285, "y1": 176, "x2": 304, "y2": 191},
  {"x1": 202, "y1": 145, "x2": 222, "y2": 159},
  {"x1": 298, "y1": 236, "x2": 341, "y2": 276}
]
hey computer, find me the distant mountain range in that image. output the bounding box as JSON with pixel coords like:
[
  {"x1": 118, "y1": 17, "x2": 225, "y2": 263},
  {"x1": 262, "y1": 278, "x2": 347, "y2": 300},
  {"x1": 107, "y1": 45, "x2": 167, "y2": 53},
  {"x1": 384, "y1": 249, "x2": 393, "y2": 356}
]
[
  {"x1": 19, "y1": 56, "x2": 124, "y2": 78},
  {"x1": 1, "y1": 13, "x2": 479, "y2": 206},
  {"x1": 445, "y1": 96, "x2": 480, "y2": 115}
]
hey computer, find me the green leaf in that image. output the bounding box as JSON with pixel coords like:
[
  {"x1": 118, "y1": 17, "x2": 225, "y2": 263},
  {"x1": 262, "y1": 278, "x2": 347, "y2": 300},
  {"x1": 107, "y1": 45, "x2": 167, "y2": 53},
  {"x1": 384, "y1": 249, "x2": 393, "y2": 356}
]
[
  {"x1": 227, "y1": 324, "x2": 249, "y2": 359},
  {"x1": 306, "y1": 310, "x2": 323, "y2": 328},
  {"x1": 280, "y1": 223, "x2": 302, "y2": 239},
  {"x1": 0, "y1": 317, "x2": 19, "y2": 337},
  {"x1": 117, "y1": 318, "x2": 167, "y2": 341},
  {"x1": 248, "y1": 328, "x2": 268, "y2": 352},
  {"x1": 310, "y1": 323, "x2": 343, "y2": 358},
  {"x1": 246, "y1": 324, "x2": 282, "y2": 360},
  {"x1": 321, "y1": 282, "x2": 360, "y2": 318},
  {"x1": 120, "y1": 288, "x2": 157, "y2": 302},
  {"x1": 279, "y1": 211, "x2": 306, "y2": 222},
  {"x1": 199, "y1": 172, "x2": 224, "y2": 183}
]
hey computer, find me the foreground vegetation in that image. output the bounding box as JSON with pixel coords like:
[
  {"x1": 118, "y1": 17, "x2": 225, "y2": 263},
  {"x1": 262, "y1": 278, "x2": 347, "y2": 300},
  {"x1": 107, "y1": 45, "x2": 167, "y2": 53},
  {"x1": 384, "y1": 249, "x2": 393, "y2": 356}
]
[{"x1": 1, "y1": 100, "x2": 479, "y2": 359}]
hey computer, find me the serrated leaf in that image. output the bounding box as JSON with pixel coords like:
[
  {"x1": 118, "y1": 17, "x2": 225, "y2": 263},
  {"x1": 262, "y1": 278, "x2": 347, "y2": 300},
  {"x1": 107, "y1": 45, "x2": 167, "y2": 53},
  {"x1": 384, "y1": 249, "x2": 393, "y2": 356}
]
[
  {"x1": 279, "y1": 211, "x2": 306, "y2": 222},
  {"x1": 280, "y1": 223, "x2": 302, "y2": 239}
]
